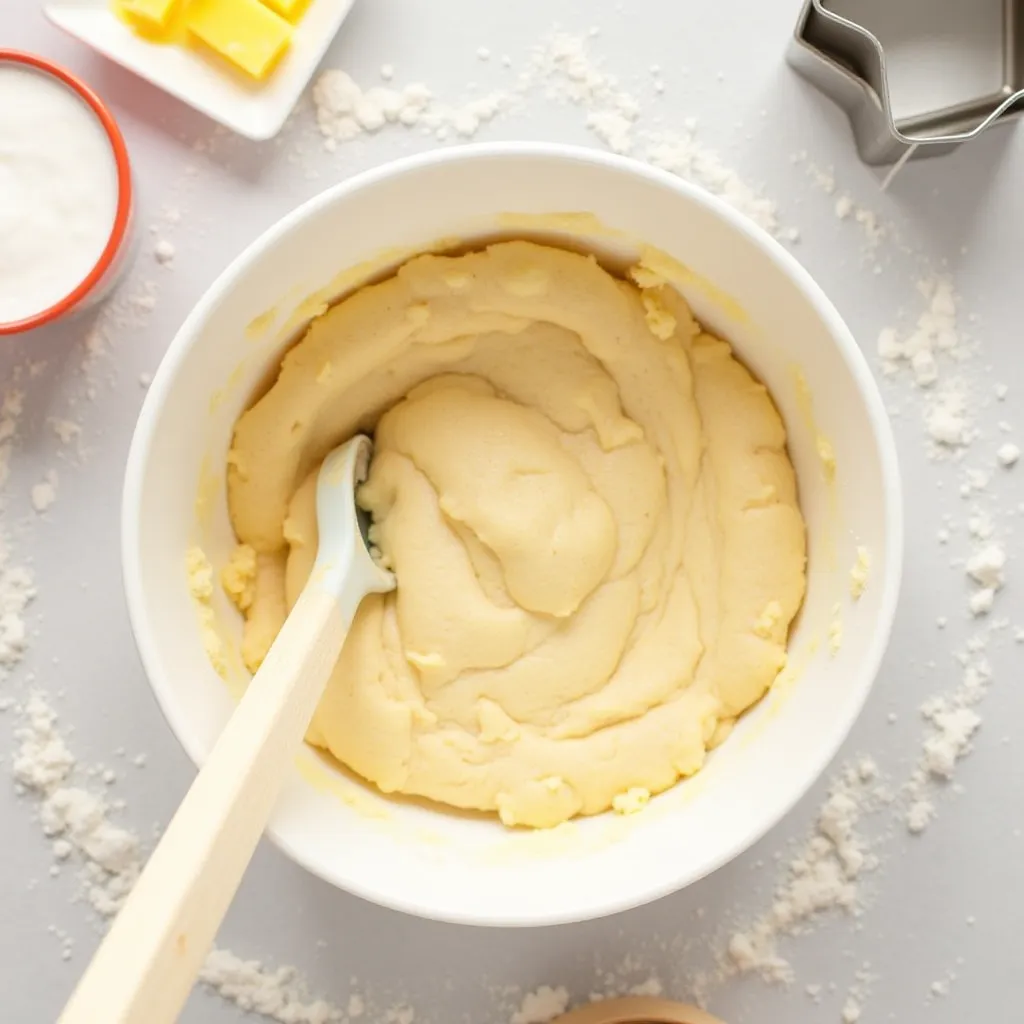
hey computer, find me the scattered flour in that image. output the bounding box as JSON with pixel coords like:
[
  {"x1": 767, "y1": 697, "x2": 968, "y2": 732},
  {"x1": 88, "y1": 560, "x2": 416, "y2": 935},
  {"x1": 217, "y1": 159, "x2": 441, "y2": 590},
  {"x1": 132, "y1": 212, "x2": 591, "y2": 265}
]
[
  {"x1": 0, "y1": 386, "x2": 32, "y2": 676},
  {"x1": 793, "y1": 154, "x2": 887, "y2": 249},
  {"x1": 997, "y1": 441, "x2": 1020, "y2": 467},
  {"x1": 540, "y1": 34, "x2": 786, "y2": 235},
  {"x1": 920, "y1": 703, "x2": 982, "y2": 780},
  {"x1": 965, "y1": 543, "x2": 1006, "y2": 616},
  {"x1": 0, "y1": 531, "x2": 35, "y2": 677},
  {"x1": 510, "y1": 985, "x2": 570, "y2": 1024},
  {"x1": 311, "y1": 32, "x2": 787, "y2": 238},
  {"x1": 312, "y1": 70, "x2": 491, "y2": 146},
  {"x1": 626, "y1": 976, "x2": 664, "y2": 998},
  {"x1": 0, "y1": 387, "x2": 25, "y2": 490},
  {"x1": 966, "y1": 544, "x2": 1006, "y2": 589},
  {"x1": 13, "y1": 692, "x2": 142, "y2": 918},
  {"x1": 838, "y1": 968, "x2": 876, "y2": 1024},
  {"x1": 877, "y1": 277, "x2": 959, "y2": 382},
  {"x1": 723, "y1": 762, "x2": 881, "y2": 985},
  {"x1": 199, "y1": 948, "x2": 343, "y2": 1024},
  {"x1": 0, "y1": 385, "x2": 34, "y2": 671},
  {"x1": 903, "y1": 642, "x2": 990, "y2": 832},
  {"x1": 926, "y1": 387, "x2": 970, "y2": 448},
  {"x1": 12, "y1": 694, "x2": 76, "y2": 791},
  {"x1": 10, "y1": 688, "x2": 361, "y2": 1022},
  {"x1": 153, "y1": 239, "x2": 176, "y2": 264},
  {"x1": 643, "y1": 129, "x2": 781, "y2": 235},
  {"x1": 50, "y1": 418, "x2": 82, "y2": 446},
  {"x1": 587, "y1": 108, "x2": 634, "y2": 155},
  {"x1": 852, "y1": 206, "x2": 885, "y2": 247},
  {"x1": 961, "y1": 467, "x2": 990, "y2": 497},
  {"x1": 906, "y1": 799, "x2": 935, "y2": 835},
  {"x1": 872, "y1": 275, "x2": 989, "y2": 460},
  {"x1": 83, "y1": 324, "x2": 106, "y2": 360},
  {"x1": 798, "y1": 157, "x2": 837, "y2": 195},
  {"x1": 840, "y1": 995, "x2": 861, "y2": 1023},
  {"x1": 530, "y1": 33, "x2": 645, "y2": 155},
  {"x1": 967, "y1": 512, "x2": 992, "y2": 540},
  {"x1": 30, "y1": 469, "x2": 58, "y2": 513}
]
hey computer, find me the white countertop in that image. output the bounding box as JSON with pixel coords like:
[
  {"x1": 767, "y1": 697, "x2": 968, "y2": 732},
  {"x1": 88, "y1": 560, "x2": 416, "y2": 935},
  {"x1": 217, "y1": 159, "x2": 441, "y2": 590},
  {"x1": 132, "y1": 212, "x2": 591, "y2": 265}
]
[{"x1": 2, "y1": 2, "x2": 1022, "y2": 1021}]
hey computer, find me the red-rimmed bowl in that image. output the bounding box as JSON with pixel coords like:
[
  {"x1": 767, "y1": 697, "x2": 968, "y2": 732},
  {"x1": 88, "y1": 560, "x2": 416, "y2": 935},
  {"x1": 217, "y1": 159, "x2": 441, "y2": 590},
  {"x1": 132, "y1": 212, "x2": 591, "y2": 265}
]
[{"x1": 0, "y1": 50, "x2": 134, "y2": 336}]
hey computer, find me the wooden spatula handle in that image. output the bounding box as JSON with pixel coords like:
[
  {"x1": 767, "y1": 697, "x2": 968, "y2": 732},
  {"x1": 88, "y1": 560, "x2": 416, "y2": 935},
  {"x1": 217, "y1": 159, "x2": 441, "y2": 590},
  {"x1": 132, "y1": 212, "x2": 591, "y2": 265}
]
[{"x1": 59, "y1": 585, "x2": 346, "y2": 1024}]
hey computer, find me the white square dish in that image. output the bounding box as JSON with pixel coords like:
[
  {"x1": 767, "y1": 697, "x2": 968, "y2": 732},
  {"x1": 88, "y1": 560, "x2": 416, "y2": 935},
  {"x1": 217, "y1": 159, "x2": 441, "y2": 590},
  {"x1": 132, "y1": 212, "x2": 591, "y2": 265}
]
[{"x1": 45, "y1": 0, "x2": 354, "y2": 141}]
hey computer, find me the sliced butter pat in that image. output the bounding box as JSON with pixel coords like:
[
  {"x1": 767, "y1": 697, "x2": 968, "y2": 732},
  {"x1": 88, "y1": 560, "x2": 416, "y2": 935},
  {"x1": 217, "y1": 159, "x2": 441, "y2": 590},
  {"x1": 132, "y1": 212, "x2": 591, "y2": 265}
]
[
  {"x1": 118, "y1": 0, "x2": 180, "y2": 31},
  {"x1": 261, "y1": 0, "x2": 305, "y2": 18},
  {"x1": 186, "y1": 0, "x2": 292, "y2": 80}
]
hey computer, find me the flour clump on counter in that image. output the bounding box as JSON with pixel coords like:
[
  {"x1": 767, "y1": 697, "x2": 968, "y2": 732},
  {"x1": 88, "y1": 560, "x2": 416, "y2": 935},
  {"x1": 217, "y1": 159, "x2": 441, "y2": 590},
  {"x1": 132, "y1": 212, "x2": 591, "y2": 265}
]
[
  {"x1": 221, "y1": 240, "x2": 807, "y2": 829},
  {"x1": 309, "y1": 33, "x2": 791, "y2": 238},
  {"x1": 724, "y1": 760, "x2": 881, "y2": 984},
  {"x1": 12, "y1": 692, "x2": 142, "y2": 918},
  {"x1": 199, "y1": 948, "x2": 343, "y2": 1024},
  {"x1": 510, "y1": 985, "x2": 569, "y2": 1024},
  {"x1": 0, "y1": 548, "x2": 34, "y2": 674}
]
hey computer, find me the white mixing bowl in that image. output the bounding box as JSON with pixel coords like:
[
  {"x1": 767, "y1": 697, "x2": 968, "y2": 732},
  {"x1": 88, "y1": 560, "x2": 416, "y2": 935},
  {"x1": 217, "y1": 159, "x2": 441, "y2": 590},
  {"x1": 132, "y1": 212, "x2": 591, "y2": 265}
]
[{"x1": 122, "y1": 143, "x2": 902, "y2": 927}]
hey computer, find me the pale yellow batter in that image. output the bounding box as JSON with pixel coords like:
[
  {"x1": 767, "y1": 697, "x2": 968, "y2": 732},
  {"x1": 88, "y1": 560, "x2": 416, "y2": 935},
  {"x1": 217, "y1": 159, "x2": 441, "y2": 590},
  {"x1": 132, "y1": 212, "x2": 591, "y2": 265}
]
[{"x1": 224, "y1": 240, "x2": 806, "y2": 828}]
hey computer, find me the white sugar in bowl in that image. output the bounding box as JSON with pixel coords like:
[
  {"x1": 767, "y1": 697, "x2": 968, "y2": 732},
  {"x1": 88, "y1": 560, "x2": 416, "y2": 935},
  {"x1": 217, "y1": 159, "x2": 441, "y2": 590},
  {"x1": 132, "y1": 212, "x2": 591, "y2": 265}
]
[{"x1": 0, "y1": 51, "x2": 134, "y2": 335}]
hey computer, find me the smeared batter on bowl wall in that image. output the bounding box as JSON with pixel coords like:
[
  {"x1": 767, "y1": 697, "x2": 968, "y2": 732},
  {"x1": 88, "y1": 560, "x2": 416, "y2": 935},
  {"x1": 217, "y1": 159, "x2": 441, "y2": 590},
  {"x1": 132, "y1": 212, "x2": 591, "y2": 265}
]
[{"x1": 223, "y1": 240, "x2": 806, "y2": 829}]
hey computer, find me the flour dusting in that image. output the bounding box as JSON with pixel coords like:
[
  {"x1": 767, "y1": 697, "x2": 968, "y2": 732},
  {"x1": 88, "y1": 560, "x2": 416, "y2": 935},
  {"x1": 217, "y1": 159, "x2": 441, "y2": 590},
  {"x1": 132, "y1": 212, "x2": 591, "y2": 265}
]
[
  {"x1": 0, "y1": 536, "x2": 35, "y2": 676},
  {"x1": 902, "y1": 639, "x2": 991, "y2": 833},
  {"x1": 510, "y1": 986, "x2": 570, "y2": 1024},
  {"x1": 0, "y1": 387, "x2": 25, "y2": 492},
  {"x1": 311, "y1": 32, "x2": 787, "y2": 238},
  {"x1": 723, "y1": 760, "x2": 883, "y2": 986},
  {"x1": 199, "y1": 948, "x2": 343, "y2": 1024},
  {"x1": 13, "y1": 692, "x2": 142, "y2": 918},
  {"x1": 0, "y1": 383, "x2": 34, "y2": 676},
  {"x1": 30, "y1": 470, "x2": 58, "y2": 514}
]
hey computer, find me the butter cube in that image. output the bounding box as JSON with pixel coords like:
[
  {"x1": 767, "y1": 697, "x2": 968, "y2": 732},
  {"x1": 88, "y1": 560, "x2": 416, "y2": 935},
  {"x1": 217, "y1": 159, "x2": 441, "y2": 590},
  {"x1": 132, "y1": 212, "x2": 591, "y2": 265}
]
[
  {"x1": 118, "y1": 0, "x2": 180, "y2": 31},
  {"x1": 261, "y1": 0, "x2": 306, "y2": 18},
  {"x1": 186, "y1": 0, "x2": 292, "y2": 80}
]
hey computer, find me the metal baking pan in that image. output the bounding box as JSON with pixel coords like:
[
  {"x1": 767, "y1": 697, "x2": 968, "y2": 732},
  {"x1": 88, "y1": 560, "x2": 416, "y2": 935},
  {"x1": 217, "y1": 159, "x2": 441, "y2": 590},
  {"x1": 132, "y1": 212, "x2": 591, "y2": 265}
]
[{"x1": 787, "y1": 0, "x2": 1024, "y2": 164}]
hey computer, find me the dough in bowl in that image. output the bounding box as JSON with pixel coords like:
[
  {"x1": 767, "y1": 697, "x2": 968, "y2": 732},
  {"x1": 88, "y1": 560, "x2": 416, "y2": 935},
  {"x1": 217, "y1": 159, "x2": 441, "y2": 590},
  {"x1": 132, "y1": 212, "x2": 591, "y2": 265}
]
[{"x1": 223, "y1": 240, "x2": 807, "y2": 828}]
